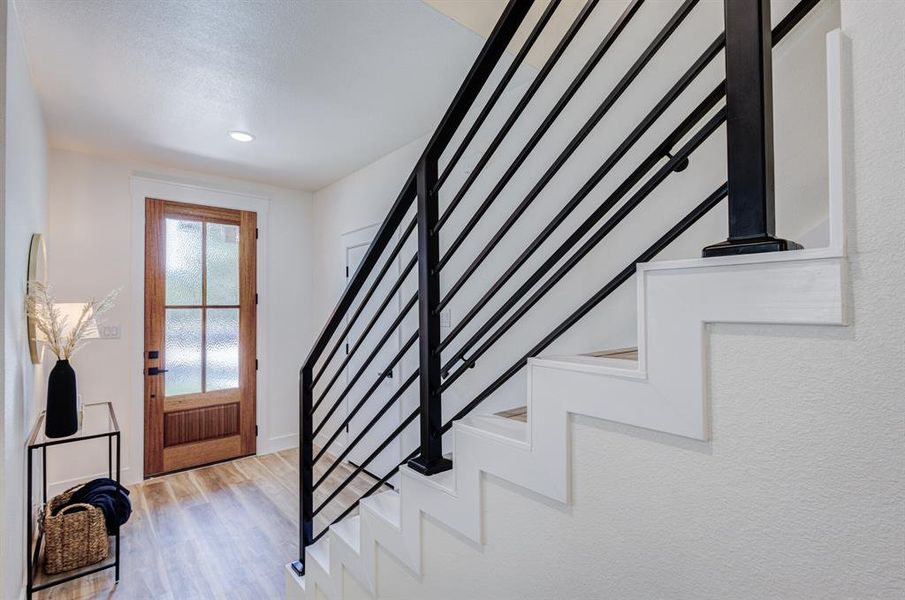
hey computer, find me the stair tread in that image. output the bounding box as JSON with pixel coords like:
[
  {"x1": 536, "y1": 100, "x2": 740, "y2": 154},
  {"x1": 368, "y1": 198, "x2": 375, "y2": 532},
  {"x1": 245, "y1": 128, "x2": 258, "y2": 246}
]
[
  {"x1": 583, "y1": 346, "x2": 638, "y2": 360},
  {"x1": 495, "y1": 406, "x2": 528, "y2": 422},
  {"x1": 462, "y1": 413, "x2": 528, "y2": 442},
  {"x1": 403, "y1": 463, "x2": 456, "y2": 493},
  {"x1": 360, "y1": 490, "x2": 401, "y2": 528}
]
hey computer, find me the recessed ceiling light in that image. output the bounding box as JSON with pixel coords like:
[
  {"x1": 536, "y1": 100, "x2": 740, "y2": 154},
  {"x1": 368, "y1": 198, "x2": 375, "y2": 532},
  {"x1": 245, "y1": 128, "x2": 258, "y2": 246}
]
[{"x1": 229, "y1": 130, "x2": 255, "y2": 143}]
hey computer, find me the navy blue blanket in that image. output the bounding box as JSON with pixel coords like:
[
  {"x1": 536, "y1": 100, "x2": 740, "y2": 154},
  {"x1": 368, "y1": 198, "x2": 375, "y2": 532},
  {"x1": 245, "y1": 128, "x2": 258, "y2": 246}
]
[{"x1": 54, "y1": 478, "x2": 131, "y2": 534}]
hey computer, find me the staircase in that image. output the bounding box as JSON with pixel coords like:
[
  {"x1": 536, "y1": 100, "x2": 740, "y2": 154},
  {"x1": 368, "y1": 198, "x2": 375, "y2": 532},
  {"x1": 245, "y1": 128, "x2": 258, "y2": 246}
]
[{"x1": 287, "y1": 0, "x2": 847, "y2": 597}]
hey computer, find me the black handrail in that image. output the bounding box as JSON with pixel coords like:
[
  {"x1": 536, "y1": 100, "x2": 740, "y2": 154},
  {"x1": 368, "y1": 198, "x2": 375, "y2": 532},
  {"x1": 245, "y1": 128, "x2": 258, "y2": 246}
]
[
  {"x1": 296, "y1": 0, "x2": 822, "y2": 578},
  {"x1": 433, "y1": 0, "x2": 604, "y2": 228},
  {"x1": 435, "y1": 0, "x2": 564, "y2": 193},
  {"x1": 294, "y1": 0, "x2": 535, "y2": 576},
  {"x1": 300, "y1": 0, "x2": 532, "y2": 377}
]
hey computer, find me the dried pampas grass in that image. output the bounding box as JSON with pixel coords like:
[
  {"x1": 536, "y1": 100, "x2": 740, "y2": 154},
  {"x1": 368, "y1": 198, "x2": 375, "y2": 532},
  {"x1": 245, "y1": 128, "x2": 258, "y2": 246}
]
[{"x1": 25, "y1": 281, "x2": 118, "y2": 359}]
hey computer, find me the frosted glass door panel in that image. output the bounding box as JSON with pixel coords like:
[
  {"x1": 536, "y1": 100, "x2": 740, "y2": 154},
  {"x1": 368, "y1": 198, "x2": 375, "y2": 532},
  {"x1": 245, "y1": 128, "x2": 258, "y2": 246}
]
[
  {"x1": 165, "y1": 308, "x2": 203, "y2": 396},
  {"x1": 206, "y1": 308, "x2": 240, "y2": 392},
  {"x1": 206, "y1": 223, "x2": 240, "y2": 305},
  {"x1": 165, "y1": 218, "x2": 203, "y2": 305}
]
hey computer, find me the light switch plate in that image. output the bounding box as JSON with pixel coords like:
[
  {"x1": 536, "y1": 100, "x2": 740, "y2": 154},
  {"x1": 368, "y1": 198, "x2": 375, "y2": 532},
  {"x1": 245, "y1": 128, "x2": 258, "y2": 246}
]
[{"x1": 99, "y1": 325, "x2": 121, "y2": 339}]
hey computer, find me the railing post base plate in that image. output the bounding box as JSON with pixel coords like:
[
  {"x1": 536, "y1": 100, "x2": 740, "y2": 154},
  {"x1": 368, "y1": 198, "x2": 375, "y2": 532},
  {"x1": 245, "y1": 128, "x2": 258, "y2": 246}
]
[
  {"x1": 290, "y1": 560, "x2": 305, "y2": 577},
  {"x1": 702, "y1": 236, "x2": 802, "y2": 258},
  {"x1": 407, "y1": 455, "x2": 453, "y2": 476}
]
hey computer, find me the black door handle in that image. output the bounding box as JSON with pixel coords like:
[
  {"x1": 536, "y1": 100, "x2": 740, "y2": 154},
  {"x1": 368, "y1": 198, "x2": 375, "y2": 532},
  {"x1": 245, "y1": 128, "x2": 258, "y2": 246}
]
[{"x1": 147, "y1": 367, "x2": 168, "y2": 376}]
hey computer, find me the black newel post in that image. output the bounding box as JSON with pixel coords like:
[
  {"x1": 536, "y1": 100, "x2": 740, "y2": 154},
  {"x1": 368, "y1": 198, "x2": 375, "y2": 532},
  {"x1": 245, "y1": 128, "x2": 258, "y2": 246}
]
[
  {"x1": 703, "y1": 0, "x2": 801, "y2": 257},
  {"x1": 408, "y1": 157, "x2": 453, "y2": 476},
  {"x1": 291, "y1": 365, "x2": 314, "y2": 576}
]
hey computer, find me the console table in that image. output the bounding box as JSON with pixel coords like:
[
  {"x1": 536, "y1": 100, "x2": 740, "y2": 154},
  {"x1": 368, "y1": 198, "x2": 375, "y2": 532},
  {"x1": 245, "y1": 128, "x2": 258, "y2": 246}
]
[{"x1": 25, "y1": 402, "x2": 121, "y2": 599}]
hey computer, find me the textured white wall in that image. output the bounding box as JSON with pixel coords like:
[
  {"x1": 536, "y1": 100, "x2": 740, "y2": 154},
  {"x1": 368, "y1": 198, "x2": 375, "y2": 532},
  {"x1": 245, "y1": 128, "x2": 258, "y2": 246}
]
[
  {"x1": 45, "y1": 149, "x2": 317, "y2": 488},
  {"x1": 0, "y1": 1, "x2": 49, "y2": 596},
  {"x1": 329, "y1": 2, "x2": 905, "y2": 598}
]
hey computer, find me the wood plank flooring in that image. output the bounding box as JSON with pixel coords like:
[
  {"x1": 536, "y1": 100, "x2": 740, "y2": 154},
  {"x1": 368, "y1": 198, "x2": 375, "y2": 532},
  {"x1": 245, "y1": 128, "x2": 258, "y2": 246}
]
[{"x1": 35, "y1": 447, "x2": 388, "y2": 600}]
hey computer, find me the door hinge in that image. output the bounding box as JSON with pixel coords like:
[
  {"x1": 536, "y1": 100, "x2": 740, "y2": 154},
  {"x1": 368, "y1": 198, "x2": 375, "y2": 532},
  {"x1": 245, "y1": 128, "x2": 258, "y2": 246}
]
[
  {"x1": 255, "y1": 228, "x2": 259, "y2": 239},
  {"x1": 345, "y1": 265, "x2": 349, "y2": 277},
  {"x1": 345, "y1": 343, "x2": 349, "y2": 355},
  {"x1": 255, "y1": 425, "x2": 259, "y2": 436},
  {"x1": 255, "y1": 293, "x2": 259, "y2": 305},
  {"x1": 255, "y1": 358, "x2": 259, "y2": 370}
]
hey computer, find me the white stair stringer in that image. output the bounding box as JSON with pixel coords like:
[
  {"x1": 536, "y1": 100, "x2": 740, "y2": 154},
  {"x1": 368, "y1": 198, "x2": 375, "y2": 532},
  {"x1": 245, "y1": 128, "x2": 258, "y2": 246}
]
[
  {"x1": 286, "y1": 30, "x2": 849, "y2": 600},
  {"x1": 289, "y1": 257, "x2": 846, "y2": 600}
]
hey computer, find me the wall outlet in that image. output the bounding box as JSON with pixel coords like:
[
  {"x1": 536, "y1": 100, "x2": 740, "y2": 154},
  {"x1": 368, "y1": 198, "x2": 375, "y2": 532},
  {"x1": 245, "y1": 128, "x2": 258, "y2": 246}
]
[
  {"x1": 439, "y1": 308, "x2": 451, "y2": 328},
  {"x1": 99, "y1": 325, "x2": 121, "y2": 339}
]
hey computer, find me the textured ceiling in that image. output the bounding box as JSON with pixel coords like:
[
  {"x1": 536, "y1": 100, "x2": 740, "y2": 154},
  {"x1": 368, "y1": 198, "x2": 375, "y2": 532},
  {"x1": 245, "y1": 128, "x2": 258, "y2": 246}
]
[{"x1": 14, "y1": 0, "x2": 502, "y2": 191}]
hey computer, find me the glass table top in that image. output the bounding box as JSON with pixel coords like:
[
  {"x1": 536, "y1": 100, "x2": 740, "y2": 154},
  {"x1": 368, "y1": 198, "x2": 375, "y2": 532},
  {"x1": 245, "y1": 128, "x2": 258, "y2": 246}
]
[{"x1": 28, "y1": 402, "x2": 119, "y2": 448}]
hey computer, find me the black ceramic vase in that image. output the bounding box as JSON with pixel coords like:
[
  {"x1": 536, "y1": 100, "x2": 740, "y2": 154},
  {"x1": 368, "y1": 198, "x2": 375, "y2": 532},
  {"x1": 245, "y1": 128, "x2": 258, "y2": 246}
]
[{"x1": 45, "y1": 359, "x2": 79, "y2": 438}]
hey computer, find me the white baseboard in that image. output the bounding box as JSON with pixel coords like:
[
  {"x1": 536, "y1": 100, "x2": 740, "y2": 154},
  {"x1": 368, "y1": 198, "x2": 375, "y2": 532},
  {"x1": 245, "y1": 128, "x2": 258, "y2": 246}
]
[
  {"x1": 46, "y1": 466, "x2": 136, "y2": 498},
  {"x1": 266, "y1": 433, "x2": 300, "y2": 454}
]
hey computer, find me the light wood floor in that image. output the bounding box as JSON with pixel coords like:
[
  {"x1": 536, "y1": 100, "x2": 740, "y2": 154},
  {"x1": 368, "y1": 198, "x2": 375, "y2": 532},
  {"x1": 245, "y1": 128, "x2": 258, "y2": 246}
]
[{"x1": 36, "y1": 447, "x2": 388, "y2": 600}]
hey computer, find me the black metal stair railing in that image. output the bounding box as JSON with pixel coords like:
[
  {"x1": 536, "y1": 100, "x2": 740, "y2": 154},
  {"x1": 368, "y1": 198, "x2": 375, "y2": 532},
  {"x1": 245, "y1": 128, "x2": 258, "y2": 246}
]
[{"x1": 294, "y1": 0, "x2": 823, "y2": 576}]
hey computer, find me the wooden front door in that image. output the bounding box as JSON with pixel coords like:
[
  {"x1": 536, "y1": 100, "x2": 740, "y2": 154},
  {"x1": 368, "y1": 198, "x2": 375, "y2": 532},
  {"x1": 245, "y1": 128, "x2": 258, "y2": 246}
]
[{"x1": 144, "y1": 198, "x2": 257, "y2": 476}]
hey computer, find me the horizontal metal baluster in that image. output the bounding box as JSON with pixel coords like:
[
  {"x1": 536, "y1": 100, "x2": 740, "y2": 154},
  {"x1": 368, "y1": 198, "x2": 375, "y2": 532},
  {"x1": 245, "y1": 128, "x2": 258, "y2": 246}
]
[
  {"x1": 312, "y1": 216, "x2": 417, "y2": 388},
  {"x1": 437, "y1": 36, "x2": 726, "y2": 331},
  {"x1": 774, "y1": 0, "x2": 821, "y2": 42},
  {"x1": 314, "y1": 372, "x2": 420, "y2": 490},
  {"x1": 313, "y1": 331, "x2": 419, "y2": 461},
  {"x1": 435, "y1": 0, "x2": 564, "y2": 193},
  {"x1": 436, "y1": 0, "x2": 697, "y2": 271},
  {"x1": 440, "y1": 184, "x2": 729, "y2": 432},
  {"x1": 315, "y1": 407, "x2": 421, "y2": 515},
  {"x1": 311, "y1": 448, "x2": 419, "y2": 545},
  {"x1": 441, "y1": 108, "x2": 726, "y2": 387},
  {"x1": 311, "y1": 257, "x2": 417, "y2": 414},
  {"x1": 434, "y1": 0, "x2": 607, "y2": 231},
  {"x1": 441, "y1": 87, "x2": 725, "y2": 373},
  {"x1": 304, "y1": 176, "x2": 416, "y2": 375},
  {"x1": 313, "y1": 296, "x2": 417, "y2": 440}
]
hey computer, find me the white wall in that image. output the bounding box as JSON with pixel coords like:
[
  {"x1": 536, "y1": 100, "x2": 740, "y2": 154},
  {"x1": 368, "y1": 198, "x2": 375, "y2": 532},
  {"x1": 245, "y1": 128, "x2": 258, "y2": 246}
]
[
  {"x1": 0, "y1": 0, "x2": 49, "y2": 596},
  {"x1": 310, "y1": 0, "x2": 840, "y2": 470},
  {"x1": 44, "y1": 148, "x2": 316, "y2": 489},
  {"x1": 337, "y1": 2, "x2": 905, "y2": 597}
]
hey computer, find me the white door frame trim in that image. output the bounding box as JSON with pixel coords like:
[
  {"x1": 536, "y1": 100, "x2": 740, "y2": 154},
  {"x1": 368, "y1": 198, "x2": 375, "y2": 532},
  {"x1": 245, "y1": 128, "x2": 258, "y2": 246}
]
[{"x1": 129, "y1": 175, "x2": 271, "y2": 483}]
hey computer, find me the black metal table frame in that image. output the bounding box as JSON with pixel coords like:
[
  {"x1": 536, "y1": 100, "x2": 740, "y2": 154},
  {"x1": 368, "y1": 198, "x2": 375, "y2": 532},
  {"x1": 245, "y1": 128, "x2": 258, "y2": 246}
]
[{"x1": 26, "y1": 402, "x2": 121, "y2": 599}]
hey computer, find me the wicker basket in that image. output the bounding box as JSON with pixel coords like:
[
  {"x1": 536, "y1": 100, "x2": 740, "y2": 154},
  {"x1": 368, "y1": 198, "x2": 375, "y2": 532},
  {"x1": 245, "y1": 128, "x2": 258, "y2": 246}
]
[{"x1": 42, "y1": 484, "x2": 109, "y2": 575}]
